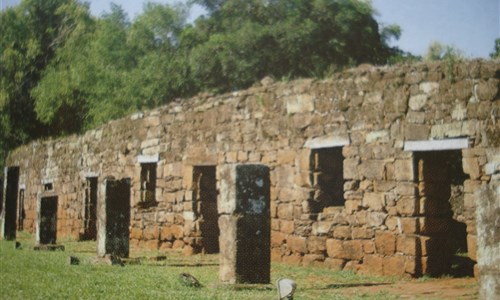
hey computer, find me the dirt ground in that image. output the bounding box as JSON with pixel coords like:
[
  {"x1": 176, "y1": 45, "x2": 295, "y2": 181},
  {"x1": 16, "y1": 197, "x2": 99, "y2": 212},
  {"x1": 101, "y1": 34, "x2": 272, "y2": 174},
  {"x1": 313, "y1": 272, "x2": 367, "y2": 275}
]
[{"x1": 338, "y1": 277, "x2": 478, "y2": 299}]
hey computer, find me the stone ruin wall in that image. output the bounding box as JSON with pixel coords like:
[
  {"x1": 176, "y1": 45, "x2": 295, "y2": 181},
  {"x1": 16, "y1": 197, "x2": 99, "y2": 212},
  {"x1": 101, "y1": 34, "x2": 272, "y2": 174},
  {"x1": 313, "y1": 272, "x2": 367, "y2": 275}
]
[{"x1": 5, "y1": 60, "x2": 500, "y2": 277}]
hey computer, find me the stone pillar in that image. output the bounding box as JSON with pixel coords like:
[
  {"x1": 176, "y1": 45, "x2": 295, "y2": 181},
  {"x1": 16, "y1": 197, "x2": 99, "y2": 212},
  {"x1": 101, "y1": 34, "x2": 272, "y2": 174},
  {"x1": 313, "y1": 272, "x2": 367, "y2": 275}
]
[
  {"x1": 97, "y1": 177, "x2": 131, "y2": 258},
  {"x1": 218, "y1": 164, "x2": 270, "y2": 284},
  {"x1": 476, "y1": 151, "x2": 500, "y2": 300}
]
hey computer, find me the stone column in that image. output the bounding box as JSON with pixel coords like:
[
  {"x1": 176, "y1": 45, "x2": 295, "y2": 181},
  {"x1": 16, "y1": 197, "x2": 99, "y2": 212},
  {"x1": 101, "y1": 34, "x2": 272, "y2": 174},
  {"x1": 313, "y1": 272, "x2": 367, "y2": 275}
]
[
  {"x1": 218, "y1": 164, "x2": 270, "y2": 284},
  {"x1": 476, "y1": 151, "x2": 500, "y2": 300},
  {"x1": 97, "y1": 177, "x2": 131, "y2": 258}
]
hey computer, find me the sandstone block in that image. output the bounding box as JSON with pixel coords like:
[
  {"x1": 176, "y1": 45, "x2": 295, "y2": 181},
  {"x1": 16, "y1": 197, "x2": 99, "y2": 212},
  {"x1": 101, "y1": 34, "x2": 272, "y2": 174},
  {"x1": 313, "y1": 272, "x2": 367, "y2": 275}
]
[
  {"x1": 361, "y1": 254, "x2": 383, "y2": 275},
  {"x1": 281, "y1": 253, "x2": 303, "y2": 266},
  {"x1": 396, "y1": 196, "x2": 418, "y2": 216},
  {"x1": 333, "y1": 226, "x2": 352, "y2": 239},
  {"x1": 287, "y1": 235, "x2": 307, "y2": 254},
  {"x1": 277, "y1": 204, "x2": 294, "y2": 220},
  {"x1": 362, "y1": 192, "x2": 385, "y2": 211},
  {"x1": 352, "y1": 227, "x2": 375, "y2": 239},
  {"x1": 409, "y1": 94, "x2": 428, "y2": 111},
  {"x1": 375, "y1": 231, "x2": 396, "y2": 255},
  {"x1": 383, "y1": 255, "x2": 406, "y2": 276},
  {"x1": 302, "y1": 254, "x2": 325, "y2": 267},
  {"x1": 395, "y1": 159, "x2": 415, "y2": 181},
  {"x1": 343, "y1": 158, "x2": 360, "y2": 179},
  {"x1": 307, "y1": 236, "x2": 327, "y2": 254},
  {"x1": 359, "y1": 160, "x2": 386, "y2": 180},
  {"x1": 396, "y1": 235, "x2": 419, "y2": 255},
  {"x1": 271, "y1": 231, "x2": 287, "y2": 247},
  {"x1": 280, "y1": 220, "x2": 295, "y2": 234},
  {"x1": 326, "y1": 239, "x2": 363, "y2": 260}
]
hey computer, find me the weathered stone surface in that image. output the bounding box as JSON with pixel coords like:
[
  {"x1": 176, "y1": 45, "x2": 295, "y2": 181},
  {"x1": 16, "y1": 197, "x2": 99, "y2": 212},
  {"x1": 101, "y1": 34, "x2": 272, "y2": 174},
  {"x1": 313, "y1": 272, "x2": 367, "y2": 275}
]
[
  {"x1": 375, "y1": 231, "x2": 396, "y2": 256},
  {"x1": 3, "y1": 60, "x2": 498, "y2": 280},
  {"x1": 326, "y1": 239, "x2": 363, "y2": 260}
]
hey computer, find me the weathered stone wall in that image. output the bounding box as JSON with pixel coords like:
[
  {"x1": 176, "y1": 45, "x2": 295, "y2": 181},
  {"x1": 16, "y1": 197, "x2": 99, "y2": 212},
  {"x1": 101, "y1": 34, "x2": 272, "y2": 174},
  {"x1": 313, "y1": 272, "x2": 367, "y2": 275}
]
[
  {"x1": 476, "y1": 148, "x2": 500, "y2": 299},
  {"x1": 4, "y1": 60, "x2": 499, "y2": 277}
]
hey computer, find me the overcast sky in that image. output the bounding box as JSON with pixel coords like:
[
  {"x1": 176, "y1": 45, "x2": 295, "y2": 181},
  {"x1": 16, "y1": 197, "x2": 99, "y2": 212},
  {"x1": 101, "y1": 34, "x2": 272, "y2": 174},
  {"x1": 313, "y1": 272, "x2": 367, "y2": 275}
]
[{"x1": 1, "y1": 0, "x2": 499, "y2": 58}]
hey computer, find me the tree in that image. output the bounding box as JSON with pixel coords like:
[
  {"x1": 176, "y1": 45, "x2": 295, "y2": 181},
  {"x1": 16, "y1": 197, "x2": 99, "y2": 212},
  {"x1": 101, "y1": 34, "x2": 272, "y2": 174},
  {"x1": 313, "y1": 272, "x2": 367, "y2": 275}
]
[
  {"x1": 0, "y1": 0, "x2": 81, "y2": 164},
  {"x1": 188, "y1": 0, "x2": 398, "y2": 92},
  {"x1": 490, "y1": 38, "x2": 500, "y2": 59},
  {"x1": 425, "y1": 41, "x2": 464, "y2": 61}
]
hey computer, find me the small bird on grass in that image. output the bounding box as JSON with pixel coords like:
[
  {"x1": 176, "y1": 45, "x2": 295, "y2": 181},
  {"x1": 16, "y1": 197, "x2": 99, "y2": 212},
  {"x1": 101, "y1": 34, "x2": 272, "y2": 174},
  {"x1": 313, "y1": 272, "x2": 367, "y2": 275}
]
[{"x1": 179, "y1": 273, "x2": 202, "y2": 288}]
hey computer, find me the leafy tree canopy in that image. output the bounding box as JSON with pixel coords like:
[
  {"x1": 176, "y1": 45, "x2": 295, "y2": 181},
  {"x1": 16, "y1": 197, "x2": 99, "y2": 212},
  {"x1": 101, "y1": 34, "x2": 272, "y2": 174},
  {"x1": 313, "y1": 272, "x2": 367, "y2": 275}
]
[{"x1": 1, "y1": 0, "x2": 405, "y2": 166}]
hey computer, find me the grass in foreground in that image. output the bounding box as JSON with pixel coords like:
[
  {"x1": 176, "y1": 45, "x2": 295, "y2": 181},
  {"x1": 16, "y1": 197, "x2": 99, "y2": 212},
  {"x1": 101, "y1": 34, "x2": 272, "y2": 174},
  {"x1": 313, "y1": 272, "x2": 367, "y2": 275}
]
[{"x1": 0, "y1": 233, "x2": 397, "y2": 300}]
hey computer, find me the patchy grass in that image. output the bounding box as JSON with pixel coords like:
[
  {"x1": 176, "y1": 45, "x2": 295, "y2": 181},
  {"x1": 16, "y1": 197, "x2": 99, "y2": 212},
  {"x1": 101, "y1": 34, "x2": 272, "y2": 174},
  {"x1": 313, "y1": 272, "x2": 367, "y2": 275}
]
[{"x1": 0, "y1": 233, "x2": 397, "y2": 299}]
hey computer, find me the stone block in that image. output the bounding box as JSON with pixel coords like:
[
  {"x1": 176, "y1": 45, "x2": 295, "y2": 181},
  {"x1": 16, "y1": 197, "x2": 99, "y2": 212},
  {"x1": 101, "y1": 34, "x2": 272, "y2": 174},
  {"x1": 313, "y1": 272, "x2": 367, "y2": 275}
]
[
  {"x1": 359, "y1": 160, "x2": 386, "y2": 180},
  {"x1": 367, "y1": 212, "x2": 387, "y2": 227},
  {"x1": 343, "y1": 158, "x2": 360, "y2": 180},
  {"x1": 396, "y1": 196, "x2": 418, "y2": 216},
  {"x1": 326, "y1": 239, "x2": 363, "y2": 260},
  {"x1": 287, "y1": 235, "x2": 307, "y2": 254},
  {"x1": 462, "y1": 157, "x2": 482, "y2": 180},
  {"x1": 362, "y1": 240, "x2": 375, "y2": 254},
  {"x1": 286, "y1": 94, "x2": 314, "y2": 114},
  {"x1": 409, "y1": 94, "x2": 428, "y2": 111},
  {"x1": 324, "y1": 258, "x2": 345, "y2": 270},
  {"x1": 362, "y1": 192, "x2": 385, "y2": 211},
  {"x1": 280, "y1": 220, "x2": 295, "y2": 234},
  {"x1": 312, "y1": 221, "x2": 333, "y2": 236},
  {"x1": 352, "y1": 227, "x2": 375, "y2": 239},
  {"x1": 307, "y1": 236, "x2": 327, "y2": 254},
  {"x1": 361, "y1": 254, "x2": 383, "y2": 275},
  {"x1": 419, "y1": 82, "x2": 439, "y2": 95},
  {"x1": 394, "y1": 159, "x2": 414, "y2": 181},
  {"x1": 277, "y1": 204, "x2": 294, "y2": 220},
  {"x1": 406, "y1": 124, "x2": 431, "y2": 140},
  {"x1": 333, "y1": 226, "x2": 352, "y2": 239},
  {"x1": 281, "y1": 253, "x2": 303, "y2": 266},
  {"x1": 396, "y1": 235, "x2": 419, "y2": 255},
  {"x1": 277, "y1": 150, "x2": 296, "y2": 165},
  {"x1": 375, "y1": 231, "x2": 396, "y2": 256},
  {"x1": 302, "y1": 254, "x2": 326, "y2": 267},
  {"x1": 383, "y1": 255, "x2": 406, "y2": 276}
]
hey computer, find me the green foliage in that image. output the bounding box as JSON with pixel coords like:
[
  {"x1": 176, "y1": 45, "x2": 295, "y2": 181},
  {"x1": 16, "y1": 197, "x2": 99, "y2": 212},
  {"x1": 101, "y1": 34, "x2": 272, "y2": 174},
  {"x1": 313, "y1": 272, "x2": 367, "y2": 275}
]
[
  {"x1": 424, "y1": 41, "x2": 464, "y2": 61},
  {"x1": 490, "y1": 38, "x2": 500, "y2": 59},
  {"x1": 1, "y1": 0, "x2": 406, "y2": 164}
]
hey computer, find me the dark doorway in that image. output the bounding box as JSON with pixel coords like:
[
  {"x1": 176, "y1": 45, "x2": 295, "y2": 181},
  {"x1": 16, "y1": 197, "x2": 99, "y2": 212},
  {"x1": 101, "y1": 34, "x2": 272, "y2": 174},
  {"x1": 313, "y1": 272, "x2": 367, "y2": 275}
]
[
  {"x1": 415, "y1": 150, "x2": 472, "y2": 277},
  {"x1": 105, "y1": 178, "x2": 131, "y2": 258},
  {"x1": 17, "y1": 189, "x2": 25, "y2": 231},
  {"x1": 193, "y1": 166, "x2": 219, "y2": 254},
  {"x1": 40, "y1": 196, "x2": 58, "y2": 244},
  {"x1": 82, "y1": 177, "x2": 98, "y2": 240},
  {"x1": 309, "y1": 147, "x2": 345, "y2": 214},
  {"x1": 4, "y1": 167, "x2": 19, "y2": 240}
]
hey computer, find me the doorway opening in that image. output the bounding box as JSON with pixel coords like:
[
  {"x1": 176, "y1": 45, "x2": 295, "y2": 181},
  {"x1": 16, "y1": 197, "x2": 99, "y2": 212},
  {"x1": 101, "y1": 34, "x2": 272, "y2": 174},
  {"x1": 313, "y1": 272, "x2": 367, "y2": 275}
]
[
  {"x1": 82, "y1": 177, "x2": 98, "y2": 240},
  {"x1": 39, "y1": 196, "x2": 58, "y2": 244},
  {"x1": 4, "y1": 167, "x2": 19, "y2": 240},
  {"x1": 193, "y1": 166, "x2": 219, "y2": 254},
  {"x1": 415, "y1": 150, "x2": 472, "y2": 277}
]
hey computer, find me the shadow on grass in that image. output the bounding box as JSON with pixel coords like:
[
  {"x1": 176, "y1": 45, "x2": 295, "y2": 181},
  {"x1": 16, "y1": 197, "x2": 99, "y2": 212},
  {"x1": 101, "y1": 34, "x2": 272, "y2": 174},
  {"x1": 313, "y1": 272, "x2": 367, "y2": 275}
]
[{"x1": 307, "y1": 282, "x2": 392, "y2": 290}]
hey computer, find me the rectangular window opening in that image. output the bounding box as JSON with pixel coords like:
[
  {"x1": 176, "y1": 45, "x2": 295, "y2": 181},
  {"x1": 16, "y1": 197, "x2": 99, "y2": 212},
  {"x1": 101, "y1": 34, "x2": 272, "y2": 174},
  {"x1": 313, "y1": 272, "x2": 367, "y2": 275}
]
[
  {"x1": 82, "y1": 177, "x2": 98, "y2": 240},
  {"x1": 44, "y1": 183, "x2": 53, "y2": 191},
  {"x1": 140, "y1": 163, "x2": 157, "y2": 207},
  {"x1": 309, "y1": 147, "x2": 345, "y2": 214}
]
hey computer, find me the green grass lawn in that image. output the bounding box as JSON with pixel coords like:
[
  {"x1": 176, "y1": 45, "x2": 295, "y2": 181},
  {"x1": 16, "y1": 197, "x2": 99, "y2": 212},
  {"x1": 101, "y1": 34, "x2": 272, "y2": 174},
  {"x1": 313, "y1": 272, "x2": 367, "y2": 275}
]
[{"x1": 0, "y1": 233, "x2": 397, "y2": 300}]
